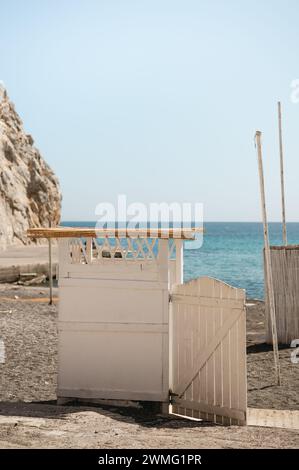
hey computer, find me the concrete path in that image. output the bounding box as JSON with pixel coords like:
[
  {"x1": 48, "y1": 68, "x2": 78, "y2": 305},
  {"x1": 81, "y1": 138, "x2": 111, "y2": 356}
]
[
  {"x1": 0, "y1": 244, "x2": 58, "y2": 282},
  {"x1": 0, "y1": 244, "x2": 57, "y2": 267}
]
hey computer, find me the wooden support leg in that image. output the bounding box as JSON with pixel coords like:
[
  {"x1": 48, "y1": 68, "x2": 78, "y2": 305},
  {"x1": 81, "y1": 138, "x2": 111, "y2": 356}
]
[{"x1": 159, "y1": 402, "x2": 170, "y2": 415}]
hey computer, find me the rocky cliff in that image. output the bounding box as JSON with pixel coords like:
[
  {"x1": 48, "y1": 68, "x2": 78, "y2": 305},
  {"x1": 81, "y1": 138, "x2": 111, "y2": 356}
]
[{"x1": 0, "y1": 86, "x2": 61, "y2": 250}]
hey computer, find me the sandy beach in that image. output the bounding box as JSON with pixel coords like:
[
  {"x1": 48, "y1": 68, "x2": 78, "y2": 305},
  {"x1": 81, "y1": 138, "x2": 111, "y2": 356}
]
[{"x1": 0, "y1": 283, "x2": 298, "y2": 448}]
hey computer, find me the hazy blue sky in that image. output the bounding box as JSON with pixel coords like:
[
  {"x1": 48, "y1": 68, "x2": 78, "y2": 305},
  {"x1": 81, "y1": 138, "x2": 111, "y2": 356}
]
[{"x1": 1, "y1": 0, "x2": 299, "y2": 221}]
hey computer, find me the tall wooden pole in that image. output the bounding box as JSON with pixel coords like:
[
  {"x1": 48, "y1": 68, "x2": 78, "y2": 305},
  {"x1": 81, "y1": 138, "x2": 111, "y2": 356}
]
[
  {"x1": 278, "y1": 102, "x2": 287, "y2": 245},
  {"x1": 255, "y1": 131, "x2": 281, "y2": 386},
  {"x1": 48, "y1": 220, "x2": 53, "y2": 305}
]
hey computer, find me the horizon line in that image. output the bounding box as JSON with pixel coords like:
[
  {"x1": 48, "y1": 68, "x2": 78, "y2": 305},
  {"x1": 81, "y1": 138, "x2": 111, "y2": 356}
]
[{"x1": 60, "y1": 220, "x2": 299, "y2": 224}]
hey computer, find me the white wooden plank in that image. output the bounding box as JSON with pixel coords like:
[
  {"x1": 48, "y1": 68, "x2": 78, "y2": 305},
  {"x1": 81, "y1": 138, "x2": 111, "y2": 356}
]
[
  {"x1": 185, "y1": 301, "x2": 193, "y2": 418},
  {"x1": 58, "y1": 322, "x2": 169, "y2": 333},
  {"x1": 171, "y1": 294, "x2": 243, "y2": 309},
  {"x1": 247, "y1": 408, "x2": 299, "y2": 430},
  {"x1": 230, "y1": 319, "x2": 239, "y2": 425},
  {"x1": 199, "y1": 281, "x2": 208, "y2": 421},
  {"x1": 175, "y1": 240, "x2": 183, "y2": 284},
  {"x1": 237, "y1": 303, "x2": 247, "y2": 418},
  {"x1": 59, "y1": 278, "x2": 168, "y2": 290},
  {"x1": 191, "y1": 279, "x2": 200, "y2": 419},
  {"x1": 59, "y1": 388, "x2": 167, "y2": 402},
  {"x1": 214, "y1": 280, "x2": 224, "y2": 425},
  {"x1": 173, "y1": 398, "x2": 246, "y2": 423},
  {"x1": 177, "y1": 301, "x2": 185, "y2": 417},
  {"x1": 206, "y1": 278, "x2": 216, "y2": 422},
  {"x1": 222, "y1": 310, "x2": 231, "y2": 426}
]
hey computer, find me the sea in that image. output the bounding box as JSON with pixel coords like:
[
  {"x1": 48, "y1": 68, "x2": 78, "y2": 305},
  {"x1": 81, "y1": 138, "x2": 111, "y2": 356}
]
[{"x1": 61, "y1": 222, "x2": 299, "y2": 299}]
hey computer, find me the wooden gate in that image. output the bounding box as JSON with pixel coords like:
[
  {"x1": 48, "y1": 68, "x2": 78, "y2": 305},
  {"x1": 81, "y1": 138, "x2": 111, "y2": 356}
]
[{"x1": 170, "y1": 277, "x2": 247, "y2": 425}]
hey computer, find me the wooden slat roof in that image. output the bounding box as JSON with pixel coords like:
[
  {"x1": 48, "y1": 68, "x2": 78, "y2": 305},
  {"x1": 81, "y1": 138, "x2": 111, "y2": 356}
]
[{"x1": 27, "y1": 226, "x2": 203, "y2": 240}]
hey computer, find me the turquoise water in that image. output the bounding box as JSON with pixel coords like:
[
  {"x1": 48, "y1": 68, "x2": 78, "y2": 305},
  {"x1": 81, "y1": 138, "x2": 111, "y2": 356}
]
[{"x1": 61, "y1": 222, "x2": 299, "y2": 299}]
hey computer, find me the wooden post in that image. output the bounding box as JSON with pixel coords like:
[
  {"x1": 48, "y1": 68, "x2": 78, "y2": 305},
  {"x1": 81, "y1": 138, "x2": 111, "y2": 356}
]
[
  {"x1": 174, "y1": 239, "x2": 183, "y2": 284},
  {"x1": 86, "y1": 238, "x2": 92, "y2": 264},
  {"x1": 48, "y1": 220, "x2": 53, "y2": 305},
  {"x1": 278, "y1": 102, "x2": 287, "y2": 245},
  {"x1": 255, "y1": 131, "x2": 281, "y2": 385}
]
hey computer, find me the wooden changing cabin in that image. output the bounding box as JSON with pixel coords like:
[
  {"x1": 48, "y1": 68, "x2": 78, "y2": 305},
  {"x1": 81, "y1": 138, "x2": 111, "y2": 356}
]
[
  {"x1": 28, "y1": 227, "x2": 247, "y2": 425},
  {"x1": 265, "y1": 245, "x2": 299, "y2": 345}
]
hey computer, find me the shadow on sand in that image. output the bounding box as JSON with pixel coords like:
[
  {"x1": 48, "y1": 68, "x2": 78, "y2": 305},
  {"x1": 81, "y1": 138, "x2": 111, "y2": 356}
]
[{"x1": 0, "y1": 400, "x2": 217, "y2": 429}]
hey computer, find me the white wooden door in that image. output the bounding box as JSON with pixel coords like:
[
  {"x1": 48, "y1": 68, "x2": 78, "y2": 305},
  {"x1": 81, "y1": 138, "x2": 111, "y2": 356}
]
[{"x1": 170, "y1": 277, "x2": 247, "y2": 425}]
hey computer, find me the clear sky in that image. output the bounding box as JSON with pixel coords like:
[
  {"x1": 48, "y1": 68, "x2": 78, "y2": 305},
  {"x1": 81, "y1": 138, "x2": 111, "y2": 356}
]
[{"x1": 1, "y1": 0, "x2": 299, "y2": 221}]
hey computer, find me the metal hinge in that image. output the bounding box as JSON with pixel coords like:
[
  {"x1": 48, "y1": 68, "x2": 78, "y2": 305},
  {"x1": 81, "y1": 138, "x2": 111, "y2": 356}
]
[{"x1": 168, "y1": 389, "x2": 179, "y2": 404}]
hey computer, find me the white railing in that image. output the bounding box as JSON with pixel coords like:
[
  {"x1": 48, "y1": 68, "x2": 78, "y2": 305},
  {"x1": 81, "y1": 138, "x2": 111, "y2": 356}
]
[{"x1": 66, "y1": 237, "x2": 178, "y2": 265}]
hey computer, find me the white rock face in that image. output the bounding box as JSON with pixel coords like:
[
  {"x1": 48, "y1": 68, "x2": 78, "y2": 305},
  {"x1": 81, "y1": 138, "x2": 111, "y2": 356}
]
[{"x1": 0, "y1": 88, "x2": 61, "y2": 250}]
